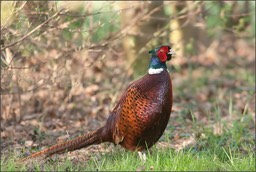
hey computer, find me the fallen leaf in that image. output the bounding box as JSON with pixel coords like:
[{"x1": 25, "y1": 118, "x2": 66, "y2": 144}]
[
  {"x1": 150, "y1": 166, "x2": 154, "y2": 170},
  {"x1": 136, "y1": 165, "x2": 146, "y2": 171},
  {"x1": 56, "y1": 135, "x2": 70, "y2": 144},
  {"x1": 25, "y1": 140, "x2": 34, "y2": 147}
]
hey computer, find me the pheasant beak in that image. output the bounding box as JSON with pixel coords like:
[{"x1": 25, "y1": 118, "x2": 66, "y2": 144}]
[{"x1": 168, "y1": 48, "x2": 176, "y2": 56}]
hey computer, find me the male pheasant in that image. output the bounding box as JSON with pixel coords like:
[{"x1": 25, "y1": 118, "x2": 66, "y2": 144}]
[{"x1": 20, "y1": 45, "x2": 175, "y2": 161}]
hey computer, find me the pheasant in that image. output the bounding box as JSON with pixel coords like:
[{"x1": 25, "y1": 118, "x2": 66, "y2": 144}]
[{"x1": 20, "y1": 45, "x2": 175, "y2": 162}]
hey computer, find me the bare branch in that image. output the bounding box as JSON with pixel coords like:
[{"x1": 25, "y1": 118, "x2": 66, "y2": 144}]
[
  {"x1": 1, "y1": 9, "x2": 66, "y2": 51},
  {"x1": 0, "y1": 82, "x2": 48, "y2": 95},
  {"x1": 0, "y1": 1, "x2": 27, "y2": 30},
  {"x1": 58, "y1": 6, "x2": 135, "y2": 18}
]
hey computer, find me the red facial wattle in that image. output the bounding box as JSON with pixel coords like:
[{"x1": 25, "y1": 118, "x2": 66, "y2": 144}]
[
  {"x1": 157, "y1": 52, "x2": 167, "y2": 62},
  {"x1": 157, "y1": 46, "x2": 171, "y2": 62}
]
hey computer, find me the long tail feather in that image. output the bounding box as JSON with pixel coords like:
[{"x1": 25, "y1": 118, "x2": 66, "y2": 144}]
[{"x1": 20, "y1": 127, "x2": 105, "y2": 162}]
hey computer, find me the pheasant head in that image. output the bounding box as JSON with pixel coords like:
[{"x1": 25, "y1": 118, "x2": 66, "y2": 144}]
[{"x1": 148, "y1": 45, "x2": 175, "y2": 74}]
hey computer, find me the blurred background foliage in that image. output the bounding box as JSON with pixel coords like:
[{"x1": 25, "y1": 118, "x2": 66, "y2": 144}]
[
  {"x1": 1, "y1": 1, "x2": 255, "y2": 73},
  {"x1": 0, "y1": 1, "x2": 255, "y2": 158}
]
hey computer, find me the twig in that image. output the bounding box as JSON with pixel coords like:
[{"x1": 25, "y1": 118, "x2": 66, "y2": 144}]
[
  {"x1": 0, "y1": 1, "x2": 27, "y2": 30},
  {"x1": 0, "y1": 82, "x2": 48, "y2": 95},
  {"x1": 1, "y1": 9, "x2": 66, "y2": 51},
  {"x1": 58, "y1": 6, "x2": 135, "y2": 18}
]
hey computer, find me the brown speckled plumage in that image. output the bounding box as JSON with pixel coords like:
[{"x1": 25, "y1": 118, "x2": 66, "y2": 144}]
[
  {"x1": 109, "y1": 69, "x2": 172, "y2": 151},
  {"x1": 20, "y1": 46, "x2": 174, "y2": 162}
]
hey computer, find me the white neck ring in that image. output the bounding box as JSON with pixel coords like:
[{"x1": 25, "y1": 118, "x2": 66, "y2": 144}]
[{"x1": 148, "y1": 68, "x2": 164, "y2": 74}]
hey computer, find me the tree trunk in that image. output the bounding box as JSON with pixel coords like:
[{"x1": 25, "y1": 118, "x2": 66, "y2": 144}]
[{"x1": 119, "y1": 1, "x2": 167, "y2": 77}]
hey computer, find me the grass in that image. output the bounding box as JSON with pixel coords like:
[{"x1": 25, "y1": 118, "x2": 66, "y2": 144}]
[
  {"x1": 1, "y1": 111, "x2": 254, "y2": 171},
  {"x1": 2, "y1": 145, "x2": 254, "y2": 171}
]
